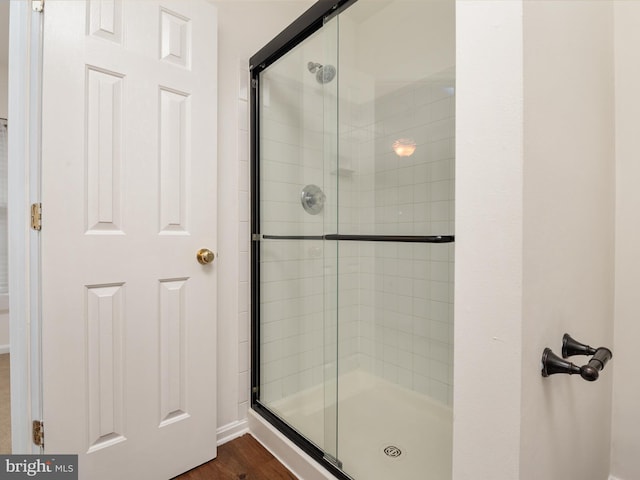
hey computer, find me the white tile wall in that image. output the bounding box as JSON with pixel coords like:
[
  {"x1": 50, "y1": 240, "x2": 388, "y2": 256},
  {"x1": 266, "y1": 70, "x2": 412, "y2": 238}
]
[
  {"x1": 341, "y1": 69, "x2": 456, "y2": 405},
  {"x1": 259, "y1": 240, "x2": 327, "y2": 405},
  {"x1": 367, "y1": 242, "x2": 455, "y2": 404},
  {"x1": 257, "y1": 60, "x2": 337, "y2": 406},
  {"x1": 260, "y1": 74, "x2": 326, "y2": 237},
  {"x1": 248, "y1": 64, "x2": 455, "y2": 409}
]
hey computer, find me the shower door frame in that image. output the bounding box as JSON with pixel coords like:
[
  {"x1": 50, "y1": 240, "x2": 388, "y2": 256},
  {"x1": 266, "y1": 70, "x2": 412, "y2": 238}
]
[
  {"x1": 250, "y1": 2, "x2": 355, "y2": 479},
  {"x1": 250, "y1": 1, "x2": 456, "y2": 478}
]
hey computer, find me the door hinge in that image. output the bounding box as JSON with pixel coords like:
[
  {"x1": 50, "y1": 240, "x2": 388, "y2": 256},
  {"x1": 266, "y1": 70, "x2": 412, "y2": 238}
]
[
  {"x1": 32, "y1": 0, "x2": 44, "y2": 12},
  {"x1": 31, "y1": 203, "x2": 42, "y2": 231},
  {"x1": 251, "y1": 79, "x2": 258, "y2": 89},
  {"x1": 32, "y1": 420, "x2": 44, "y2": 448}
]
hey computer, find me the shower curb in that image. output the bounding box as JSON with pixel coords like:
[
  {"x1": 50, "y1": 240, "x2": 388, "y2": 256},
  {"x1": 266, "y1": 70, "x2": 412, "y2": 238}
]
[{"x1": 248, "y1": 410, "x2": 337, "y2": 480}]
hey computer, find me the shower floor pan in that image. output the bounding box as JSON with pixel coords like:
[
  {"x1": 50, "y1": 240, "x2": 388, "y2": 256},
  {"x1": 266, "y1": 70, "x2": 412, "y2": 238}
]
[{"x1": 270, "y1": 370, "x2": 453, "y2": 480}]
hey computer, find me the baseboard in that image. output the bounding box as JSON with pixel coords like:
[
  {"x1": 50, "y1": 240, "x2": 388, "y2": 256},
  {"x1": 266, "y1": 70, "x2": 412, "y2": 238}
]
[
  {"x1": 0, "y1": 345, "x2": 9, "y2": 355},
  {"x1": 248, "y1": 409, "x2": 336, "y2": 480},
  {"x1": 216, "y1": 419, "x2": 249, "y2": 446}
]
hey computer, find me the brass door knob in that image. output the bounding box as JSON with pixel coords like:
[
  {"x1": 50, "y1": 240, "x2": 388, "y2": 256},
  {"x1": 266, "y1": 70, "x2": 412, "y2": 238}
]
[{"x1": 196, "y1": 248, "x2": 215, "y2": 265}]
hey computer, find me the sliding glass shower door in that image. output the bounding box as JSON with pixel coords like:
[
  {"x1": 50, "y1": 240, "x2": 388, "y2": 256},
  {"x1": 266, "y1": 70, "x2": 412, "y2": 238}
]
[
  {"x1": 253, "y1": 14, "x2": 341, "y2": 467},
  {"x1": 252, "y1": 2, "x2": 455, "y2": 479}
]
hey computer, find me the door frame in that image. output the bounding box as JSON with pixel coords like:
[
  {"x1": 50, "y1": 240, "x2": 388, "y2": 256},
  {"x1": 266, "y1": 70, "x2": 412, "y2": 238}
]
[{"x1": 8, "y1": 0, "x2": 43, "y2": 455}]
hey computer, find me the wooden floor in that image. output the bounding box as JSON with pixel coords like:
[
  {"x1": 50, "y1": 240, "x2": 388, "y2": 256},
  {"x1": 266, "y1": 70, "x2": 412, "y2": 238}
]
[{"x1": 174, "y1": 434, "x2": 298, "y2": 480}]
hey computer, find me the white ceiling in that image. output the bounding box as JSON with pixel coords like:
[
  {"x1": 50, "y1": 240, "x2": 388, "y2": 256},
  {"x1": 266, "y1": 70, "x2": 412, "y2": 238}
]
[{"x1": 0, "y1": 2, "x2": 8, "y2": 69}]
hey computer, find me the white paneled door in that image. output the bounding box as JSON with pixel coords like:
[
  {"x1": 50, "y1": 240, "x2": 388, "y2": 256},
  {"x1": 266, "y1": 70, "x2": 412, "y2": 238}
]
[{"x1": 40, "y1": 1, "x2": 217, "y2": 478}]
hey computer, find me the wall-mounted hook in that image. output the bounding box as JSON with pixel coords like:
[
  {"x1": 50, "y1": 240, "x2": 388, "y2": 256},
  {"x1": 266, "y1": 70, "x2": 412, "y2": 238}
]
[
  {"x1": 541, "y1": 348, "x2": 581, "y2": 377},
  {"x1": 541, "y1": 334, "x2": 612, "y2": 382},
  {"x1": 562, "y1": 333, "x2": 597, "y2": 358}
]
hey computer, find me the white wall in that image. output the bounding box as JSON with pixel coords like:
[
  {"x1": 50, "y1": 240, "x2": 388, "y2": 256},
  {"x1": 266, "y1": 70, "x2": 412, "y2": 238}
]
[
  {"x1": 214, "y1": 0, "x2": 315, "y2": 439},
  {"x1": 0, "y1": 62, "x2": 7, "y2": 346},
  {"x1": 0, "y1": 0, "x2": 7, "y2": 119},
  {"x1": 0, "y1": 64, "x2": 7, "y2": 119},
  {"x1": 611, "y1": 3, "x2": 640, "y2": 480},
  {"x1": 454, "y1": 2, "x2": 524, "y2": 478},
  {"x1": 0, "y1": 3, "x2": 8, "y2": 351},
  {"x1": 456, "y1": 1, "x2": 615, "y2": 479},
  {"x1": 521, "y1": 2, "x2": 615, "y2": 480},
  {"x1": 0, "y1": 312, "x2": 8, "y2": 353}
]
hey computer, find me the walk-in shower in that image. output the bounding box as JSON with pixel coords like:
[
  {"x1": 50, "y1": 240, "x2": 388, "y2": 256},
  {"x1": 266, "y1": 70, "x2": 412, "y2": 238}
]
[{"x1": 251, "y1": 1, "x2": 455, "y2": 478}]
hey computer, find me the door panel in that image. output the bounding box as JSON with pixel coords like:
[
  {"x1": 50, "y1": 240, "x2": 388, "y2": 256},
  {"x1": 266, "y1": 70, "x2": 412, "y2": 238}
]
[{"x1": 41, "y1": 1, "x2": 217, "y2": 478}]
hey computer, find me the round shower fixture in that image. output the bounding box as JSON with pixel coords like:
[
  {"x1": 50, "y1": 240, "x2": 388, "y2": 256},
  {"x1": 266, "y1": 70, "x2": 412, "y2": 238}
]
[
  {"x1": 300, "y1": 184, "x2": 326, "y2": 215},
  {"x1": 307, "y1": 61, "x2": 337, "y2": 84}
]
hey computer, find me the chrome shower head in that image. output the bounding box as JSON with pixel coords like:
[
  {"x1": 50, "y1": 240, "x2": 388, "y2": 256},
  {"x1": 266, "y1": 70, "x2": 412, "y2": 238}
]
[
  {"x1": 307, "y1": 61, "x2": 336, "y2": 84},
  {"x1": 316, "y1": 64, "x2": 336, "y2": 84}
]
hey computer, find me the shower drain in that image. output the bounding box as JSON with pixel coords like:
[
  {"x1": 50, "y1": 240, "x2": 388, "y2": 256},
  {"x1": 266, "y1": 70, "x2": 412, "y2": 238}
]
[{"x1": 383, "y1": 445, "x2": 402, "y2": 458}]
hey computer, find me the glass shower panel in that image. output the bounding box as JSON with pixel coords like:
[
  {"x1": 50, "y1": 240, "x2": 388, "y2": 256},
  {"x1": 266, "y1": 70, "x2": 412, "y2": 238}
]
[
  {"x1": 257, "y1": 22, "x2": 339, "y2": 459},
  {"x1": 335, "y1": 1, "x2": 455, "y2": 479},
  {"x1": 320, "y1": 13, "x2": 340, "y2": 465}
]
